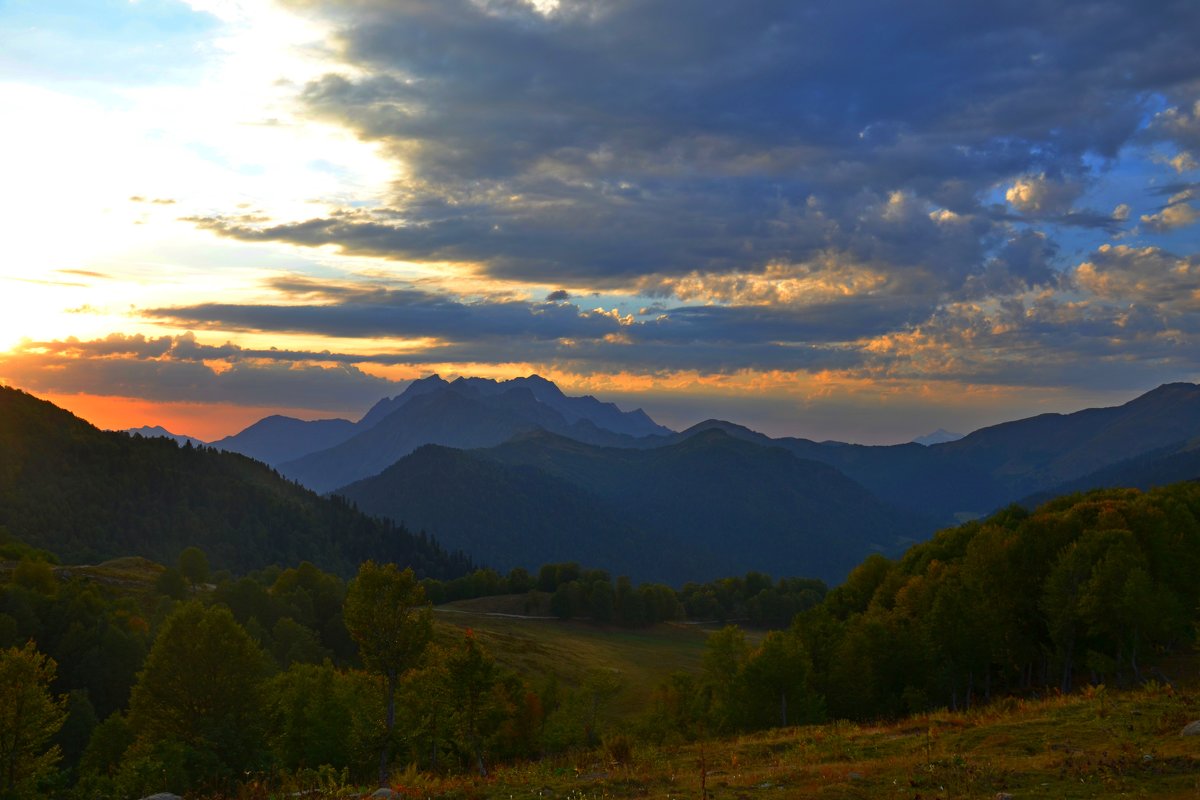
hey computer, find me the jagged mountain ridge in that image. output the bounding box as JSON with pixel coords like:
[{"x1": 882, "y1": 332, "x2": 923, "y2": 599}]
[
  {"x1": 279, "y1": 376, "x2": 671, "y2": 493},
  {"x1": 210, "y1": 374, "x2": 670, "y2": 486}
]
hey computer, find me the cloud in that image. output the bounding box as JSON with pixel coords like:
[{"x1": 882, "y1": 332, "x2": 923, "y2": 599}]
[
  {"x1": 1140, "y1": 190, "x2": 1199, "y2": 232},
  {"x1": 1073, "y1": 244, "x2": 1200, "y2": 309},
  {"x1": 185, "y1": 0, "x2": 1200, "y2": 295},
  {"x1": 1005, "y1": 173, "x2": 1084, "y2": 216},
  {"x1": 1147, "y1": 100, "x2": 1200, "y2": 153},
  {"x1": 145, "y1": 285, "x2": 629, "y2": 341},
  {"x1": 0, "y1": 333, "x2": 405, "y2": 410}
]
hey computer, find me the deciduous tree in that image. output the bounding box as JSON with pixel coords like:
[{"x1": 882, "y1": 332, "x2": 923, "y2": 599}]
[
  {"x1": 343, "y1": 561, "x2": 432, "y2": 787},
  {"x1": 126, "y1": 602, "x2": 266, "y2": 780},
  {"x1": 0, "y1": 641, "x2": 67, "y2": 798}
]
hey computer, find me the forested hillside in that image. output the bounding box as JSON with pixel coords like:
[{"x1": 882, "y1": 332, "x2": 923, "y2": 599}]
[
  {"x1": 794, "y1": 481, "x2": 1200, "y2": 719},
  {"x1": 338, "y1": 428, "x2": 932, "y2": 584},
  {"x1": 0, "y1": 387, "x2": 471, "y2": 578}
]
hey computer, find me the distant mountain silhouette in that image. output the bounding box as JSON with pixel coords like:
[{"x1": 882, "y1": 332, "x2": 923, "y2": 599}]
[
  {"x1": 337, "y1": 427, "x2": 931, "y2": 584},
  {"x1": 210, "y1": 415, "x2": 357, "y2": 466},
  {"x1": 936, "y1": 382, "x2": 1200, "y2": 496},
  {"x1": 912, "y1": 428, "x2": 964, "y2": 446},
  {"x1": 678, "y1": 383, "x2": 1200, "y2": 523},
  {"x1": 0, "y1": 386, "x2": 471, "y2": 579},
  {"x1": 124, "y1": 425, "x2": 206, "y2": 448},
  {"x1": 280, "y1": 376, "x2": 670, "y2": 492}
]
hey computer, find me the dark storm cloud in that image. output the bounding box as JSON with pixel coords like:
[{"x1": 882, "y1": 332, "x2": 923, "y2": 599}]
[
  {"x1": 147, "y1": 265, "x2": 930, "y2": 346},
  {"x1": 146, "y1": 0, "x2": 1200, "y2": 403},
  {"x1": 194, "y1": 0, "x2": 1200, "y2": 292},
  {"x1": 144, "y1": 286, "x2": 627, "y2": 340}
]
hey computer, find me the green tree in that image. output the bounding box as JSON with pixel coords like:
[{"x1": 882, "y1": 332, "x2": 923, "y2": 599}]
[
  {"x1": 741, "y1": 631, "x2": 821, "y2": 729},
  {"x1": 701, "y1": 625, "x2": 749, "y2": 732},
  {"x1": 265, "y1": 661, "x2": 375, "y2": 773},
  {"x1": 446, "y1": 631, "x2": 496, "y2": 776},
  {"x1": 126, "y1": 602, "x2": 267, "y2": 782},
  {"x1": 0, "y1": 641, "x2": 68, "y2": 799},
  {"x1": 343, "y1": 561, "x2": 432, "y2": 787},
  {"x1": 579, "y1": 668, "x2": 622, "y2": 747},
  {"x1": 73, "y1": 713, "x2": 134, "y2": 799},
  {"x1": 155, "y1": 568, "x2": 187, "y2": 601},
  {"x1": 177, "y1": 547, "x2": 209, "y2": 587}
]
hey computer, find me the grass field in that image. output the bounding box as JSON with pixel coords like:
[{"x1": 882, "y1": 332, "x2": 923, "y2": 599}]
[
  {"x1": 433, "y1": 594, "x2": 714, "y2": 717},
  {"x1": 375, "y1": 682, "x2": 1200, "y2": 799},
  {"x1": 412, "y1": 601, "x2": 1200, "y2": 799}
]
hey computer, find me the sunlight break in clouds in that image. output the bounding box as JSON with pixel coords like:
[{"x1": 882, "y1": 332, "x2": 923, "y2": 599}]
[{"x1": 0, "y1": 0, "x2": 392, "y2": 349}]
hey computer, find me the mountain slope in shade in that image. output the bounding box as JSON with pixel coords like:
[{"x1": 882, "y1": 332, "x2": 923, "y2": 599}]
[
  {"x1": 282, "y1": 378, "x2": 669, "y2": 493},
  {"x1": 677, "y1": 419, "x2": 1004, "y2": 523},
  {"x1": 355, "y1": 374, "x2": 451, "y2": 430},
  {"x1": 125, "y1": 425, "x2": 206, "y2": 448},
  {"x1": 210, "y1": 415, "x2": 356, "y2": 467},
  {"x1": 1022, "y1": 437, "x2": 1200, "y2": 507},
  {"x1": 340, "y1": 427, "x2": 932, "y2": 585},
  {"x1": 679, "y1": 383, "x2": 1200, "y2": 524},
  {"x1": 936, "y1": 382, "x2": 1200, "y2": 495},
  {"x1": 335, "y1": 444, "x2": 720, "y2": 583},
  {"x1": 0, "y1": 386, "x2": 471, "y2": 579}
]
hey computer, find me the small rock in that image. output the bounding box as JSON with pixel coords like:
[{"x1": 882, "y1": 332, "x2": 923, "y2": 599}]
[
  {"x1": 848, "y1": 771, "x2": 864, "y2": 780},
  {"x1": 995, "y1": 793, "x2": 1014, "y2": 800},
  {"x1": 1142, "y1": 753, "x2": 1154, "y2": 763},
  {"x1": 139, "y1": 794, "x2": 182, "y2": 800},
  {"x1": 1181, "y1": 720, "x2": 1200, "y2": 736}
]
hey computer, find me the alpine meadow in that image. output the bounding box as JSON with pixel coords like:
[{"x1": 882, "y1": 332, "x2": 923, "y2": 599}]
[{"x1": 3, "y1": 1, "x2": 1200, "y2": 798}]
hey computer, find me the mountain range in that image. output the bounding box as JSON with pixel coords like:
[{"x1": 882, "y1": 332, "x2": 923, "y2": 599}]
[
  {"x1": 99, "y1": 378, "x2": 1200, "y2": 585},
  {"x1": 206, "y1": 374, "x2": 670, "y2": 493}
]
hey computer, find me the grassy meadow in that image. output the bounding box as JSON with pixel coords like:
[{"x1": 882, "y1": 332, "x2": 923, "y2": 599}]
[
  {"x1": 416, "y1": 596, "x2": 1200, "y2": 800},
  {"x1": 360, "y1": 679, "x2": 1200, "y2": 800},
  {"x1": 433, "y1": 594, "x2": 717, "y2": 718}
]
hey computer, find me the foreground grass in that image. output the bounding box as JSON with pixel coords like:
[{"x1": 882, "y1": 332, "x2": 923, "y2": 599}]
[{"x1": 359, "y1": 684, "x2": 1199, "y2": 800}]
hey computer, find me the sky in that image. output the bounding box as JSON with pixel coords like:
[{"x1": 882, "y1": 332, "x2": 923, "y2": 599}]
[{"x1": 2, "y1": 0, "x2": 1199, "y2": 443}]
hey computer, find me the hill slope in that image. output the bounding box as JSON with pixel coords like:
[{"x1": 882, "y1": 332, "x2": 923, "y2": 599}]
[
  {"x1": 0, "y1": 386, "x2": 471, "y2": 578},
  {"x1": 336, "y1": 444, "x2": 722, "y2": 583},
  {"x1": 338, "y1": 428, "x2": 930, "y2": 584},
  {"x1": 682, "y1": 383, "x2": 1200, "y2": 522}
]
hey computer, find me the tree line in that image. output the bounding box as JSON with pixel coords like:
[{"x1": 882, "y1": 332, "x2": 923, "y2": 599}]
[{"x1": 419, "y1": 561, "x2": 827, "y2": 628}]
